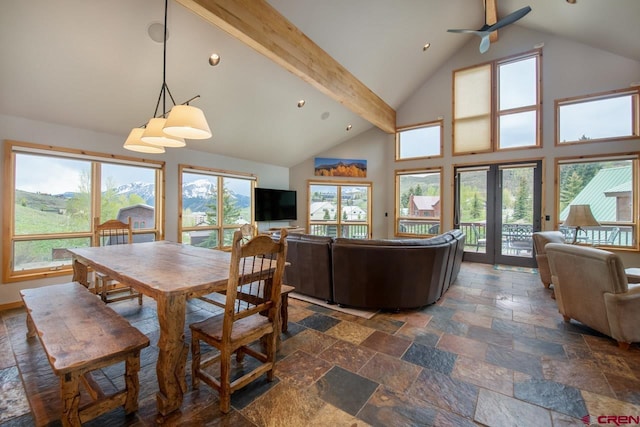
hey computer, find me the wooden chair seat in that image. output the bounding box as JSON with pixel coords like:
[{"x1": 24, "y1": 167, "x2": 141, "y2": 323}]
[
  {"x1": 199, "y1": 283, "x2": 295, "y2": 333},
  {"x1": 191, "y1": 313, "x2": 273, "y2": 343}
]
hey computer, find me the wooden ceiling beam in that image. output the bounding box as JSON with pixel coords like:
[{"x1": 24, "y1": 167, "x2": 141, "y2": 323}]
[
  {"x1": 486, "y1": 0, "x2": 498, "y2": 42},
  {"x1": 175, "y1": 0, "x2": 396, "y2": 134}
]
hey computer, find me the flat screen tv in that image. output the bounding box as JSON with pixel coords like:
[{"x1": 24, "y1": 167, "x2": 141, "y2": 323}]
[{"x1": 254, "y1": 188, "x2": 297, "y2": 221}]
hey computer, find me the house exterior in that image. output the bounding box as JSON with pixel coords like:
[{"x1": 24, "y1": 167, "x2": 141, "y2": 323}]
[{"x1": 409, "y1": 195, "x2": 440, "y2": 218}]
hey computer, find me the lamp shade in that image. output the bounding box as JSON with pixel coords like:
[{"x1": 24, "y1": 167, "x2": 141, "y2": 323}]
[
  {"x1": 563, "y1": 205, "x2": 600, "y2": 227},
  {"x1": 163, "y1": 105, "x2": 212, "y2": 139},
  {"x1": 141, "y1": 118, "x2": 186, "y2": 147},
  {"x1": 124, "y1": 128, "x2": 166, "y2": 153}
]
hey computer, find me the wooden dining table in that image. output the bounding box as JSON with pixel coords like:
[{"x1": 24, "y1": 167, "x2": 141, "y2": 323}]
[{"x1": 67, "y1": 240, "x2": 277, "y2": 417}]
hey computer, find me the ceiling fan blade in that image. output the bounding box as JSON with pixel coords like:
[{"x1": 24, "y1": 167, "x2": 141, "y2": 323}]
[
  {"x1": 487, "y1": 6, "x2": 531, "y2": 32},
  {"x1": 479, "y1": 34, "x2": 491, "y2": 53},
  {"x1": 447, "y1": 29, "x2": 484, "y2": 35},
  {"x1": 447, "y1": 5, "x2": 531, "y2": 54}
]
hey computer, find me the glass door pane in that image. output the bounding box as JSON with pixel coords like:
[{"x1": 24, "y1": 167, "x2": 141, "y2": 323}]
[
  {"x1": 499, "y1": 165, "x2": 535, "y2": 259},
  {"x1": 456, "y1": 167, "x2": 491, "y2": 263}
]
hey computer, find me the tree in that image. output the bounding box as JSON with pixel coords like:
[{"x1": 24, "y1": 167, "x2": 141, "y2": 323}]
[
  {"x1": 560, "y1": 171, "x2": 583, "y2": 211},
  {"x1": 414, "y1": 184, "x2": 424, "y2": 196},
  {"x1": 512, "y1": 176, "x2": 530, "y2": 221},
  {"x1": 66, "y1": 170, "x2": 91, "y2": 227},
  {"x1": 205, "y1": 186, "x2": 241, "y2": 226},
  {"x1": 470, "y1": 193, "x2": 482, "y2": 219},
  {"x1": 323, "y1": 209, "x2": 330, "y2": 220}
]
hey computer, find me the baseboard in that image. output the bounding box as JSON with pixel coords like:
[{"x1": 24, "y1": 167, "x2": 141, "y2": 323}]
[{"x1": 0, "y1": 300, "x2": 24, "y2": 312}]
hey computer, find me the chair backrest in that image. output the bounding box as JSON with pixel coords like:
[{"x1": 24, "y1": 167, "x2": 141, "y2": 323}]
[
  {"x1": 223, "y1": 229, "x2": 288, "y2": 332},
  {"x1": 471, "y1": 224, "x2": 483, "y2": 238},
  {"x1": 532, "y1": 231, "x2": 565, "y2": 256},
  {"x1": 607, "y1": 226, "x2": 621, "y2": 244},
  {"x1": 94, "y1": 217, "x2": 133, "y2": 247}
]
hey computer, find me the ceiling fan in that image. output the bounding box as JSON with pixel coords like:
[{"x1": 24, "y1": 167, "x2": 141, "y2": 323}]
[{"x1": 447, "y1": 4, "x2": 532, "y2": 54}]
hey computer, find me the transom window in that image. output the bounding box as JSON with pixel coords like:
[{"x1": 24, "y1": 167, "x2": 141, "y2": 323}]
[
  {"x1": 556, "y1": 88, "x2": 639, "y2": 145},
  {"x1": 556, "y1": 155, "x2": 637, "y2": 249},
  {"x1": 178, "y1": 165, "x2": 255, "y2": 249},
  {"x1": 308, "y1": 181, "x2": 371, "y2": 239},
  {"x1": 453, "y1": 50, "x2": 541, "y2": 154},
  {"x1": 395, "y1": 168, "x2": 442, "y2": 236},
  {"x1": 3, "y1": 141, "x2": 164, "y2": 282},
  {"x1": 395, "y1": 120, "x2": 443, "y2": 160}
]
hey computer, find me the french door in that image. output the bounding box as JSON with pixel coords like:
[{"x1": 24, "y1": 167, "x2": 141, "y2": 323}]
[{"x1": 454, "y1": 161, "x2": 542, "y2": 267}]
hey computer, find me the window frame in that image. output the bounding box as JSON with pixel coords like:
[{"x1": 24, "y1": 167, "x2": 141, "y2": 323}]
[
  {"x1": 395, "y1": 120, "x2": 444, "y2": 161},
  {"x1": 3, "y1": 140, "x2": 165, "y2": 282},
  {"x1": 178, "y1": 164, "x2": 256, "y2": 250},
  {"x1": 554, "y1": 153, "x2": 639, "y2": 251},
  {"x1": 394, "y1": 167, "x2": 442, "y2": 237},
  {"x1": 452, "y1": 49, "x2": 542, "y2": 155},
  {"x1": 555, "y1": 87, "x2": 640, "y2": 146},
  {"x1": 307, "y1": 180, "x2": 372, "y2": 239}
]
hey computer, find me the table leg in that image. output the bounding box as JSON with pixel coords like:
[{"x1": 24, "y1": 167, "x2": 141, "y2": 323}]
[
  {"x1": 155, "y1": 294, "x2": 188, "y2": 416},
  {"x1": 71, "y1": 258, "x2": 89, "y2": 288}
]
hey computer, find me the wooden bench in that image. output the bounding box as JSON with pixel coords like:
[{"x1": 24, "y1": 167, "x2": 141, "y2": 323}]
[
  {"x1": 20, "y1": 282, "x2": 150, "y2": 427},
  {"x1": 199, "y1": 284, "x2": 295, "y2": 333}
]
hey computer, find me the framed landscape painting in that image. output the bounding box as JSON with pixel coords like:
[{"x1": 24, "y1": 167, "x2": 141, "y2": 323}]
[{"x1": 314, "y1": 157, "x2": 367, "y2": 177}]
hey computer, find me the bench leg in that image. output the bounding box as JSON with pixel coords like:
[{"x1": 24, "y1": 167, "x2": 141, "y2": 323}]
[
  {"x1": 26, "y1": 314, "x2": 36, "y2": 338},
  {"x1": 124, "y1": 351, "x2": 141, "y2": 414},
  {"x1": 60, "y1": 371, "x2": 82, "y2": 427}
]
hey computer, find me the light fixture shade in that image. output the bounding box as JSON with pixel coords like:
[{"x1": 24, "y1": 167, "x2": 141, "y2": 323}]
[
  {"x1": 163, "y1": 105, "x2": 212, "y2": 139},
  {"x1": 563, "y1": 205, "x2": 600, "y2": 227},
  {"x1": 124, "y1": 128, "x2": 166, "y2": 153},
  {"x1": 141, "y1": 118, "x2": 186, "y2": 147}
]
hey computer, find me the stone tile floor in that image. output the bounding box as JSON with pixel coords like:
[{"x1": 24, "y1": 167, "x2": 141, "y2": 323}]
[{"x1": 1, "y1": 262, "x2": 639, "y2": 426}]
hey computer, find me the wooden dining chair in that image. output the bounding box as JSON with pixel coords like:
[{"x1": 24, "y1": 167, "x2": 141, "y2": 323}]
[
  {"x1": 93, "y1": 217, "x2": 143, "y2": 305},
  {"x1": 190, "y1": 228, "x2": 288, "y2": 413}
]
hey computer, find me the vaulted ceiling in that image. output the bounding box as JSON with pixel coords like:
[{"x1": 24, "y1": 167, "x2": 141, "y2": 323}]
[{"x1": 1, "y1": 0, "x2": 639, "y2": 167}]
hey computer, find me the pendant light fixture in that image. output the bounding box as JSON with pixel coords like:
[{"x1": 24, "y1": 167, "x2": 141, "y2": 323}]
[
  {"x1": 124, "y1": 127, "x2": 166, "y2": 153},
  {"x1": 124, "y1": 0, "x2": 211, "y2": 153}
]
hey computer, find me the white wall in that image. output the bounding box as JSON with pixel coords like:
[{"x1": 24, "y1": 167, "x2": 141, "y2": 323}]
[
  {"x1": 0, "y1": 114, "x2": 289, "y2": 304},
  {"x1": 289, "y1": 127, "x2": 393, "y2": 238},
  {"x1": 290, "y1": 25, "x2": 640, "y2": 263}
]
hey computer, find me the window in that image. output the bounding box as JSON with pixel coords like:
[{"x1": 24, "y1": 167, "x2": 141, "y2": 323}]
[
  {"x1": 179, "y1": 165, "x2": 255, "y2": 249},
  {"x1": 453, "y1": 50, "x2": 541, "y2": 154},
  {"x1": 556, "y1": 155, "x2": 637, "y2": 249},
  {"x1": 308, "y1": 181, "x2": 371, "y2": 238},
  {"x1": 395, "y1": 168, "x2": 442, "y2": 236},
  {"x1": 556, "y1": 88, "x2": 639, "y2": 145},
  {"x1": 396, "y1": 120, "x2": 443, "y2": 160},
  {"x1": 3, "y1": 141, "x2": 164, "y2": 282}
]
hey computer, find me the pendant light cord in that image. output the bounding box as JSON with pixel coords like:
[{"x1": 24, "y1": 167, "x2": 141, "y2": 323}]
[{"x1": 151, "y1": 0, "x2": 176, "y2": 119}]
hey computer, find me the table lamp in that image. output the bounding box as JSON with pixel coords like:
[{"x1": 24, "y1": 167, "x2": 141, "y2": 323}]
[{"x1": 563, "y1": 204, "x2": 600, "y2": 244}]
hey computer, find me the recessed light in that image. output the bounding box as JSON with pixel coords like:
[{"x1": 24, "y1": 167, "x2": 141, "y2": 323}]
[
  {"x1": 209, "y1": 53, "x2": 221, "y2": 66},
  {"x1": 297, "y1": 100, "x2": 306, "y2": 108},
  {"x1": 346, "y1": 124, "x2": 352, "y2": 131},
  {"x1": 566, "y1": 0, "x2": 576, "y2": 3},
  {"x1": 321, "y1": 111, "x2": 330, "y2": 120},
  {"x1": 423, "y1": 43, "x2": 431, "y2": 51}
]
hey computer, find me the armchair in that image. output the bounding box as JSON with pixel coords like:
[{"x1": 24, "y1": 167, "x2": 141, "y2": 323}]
[
  {"x1": 532, "y1": 231, "x2": 565, "y2": 289},
  {"x1": 546, "y1": 243, "x2": 640, "y2": 350}
]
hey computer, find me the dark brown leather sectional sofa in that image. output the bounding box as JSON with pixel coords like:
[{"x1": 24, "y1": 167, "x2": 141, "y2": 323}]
[{"x1": 280, "y1": 229, "x2": 465, "y2": 310}]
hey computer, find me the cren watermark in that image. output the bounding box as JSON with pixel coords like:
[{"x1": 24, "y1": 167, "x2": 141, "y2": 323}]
[{"x1": 582, "y1": 415, "x2": 640, "y2": 426}]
